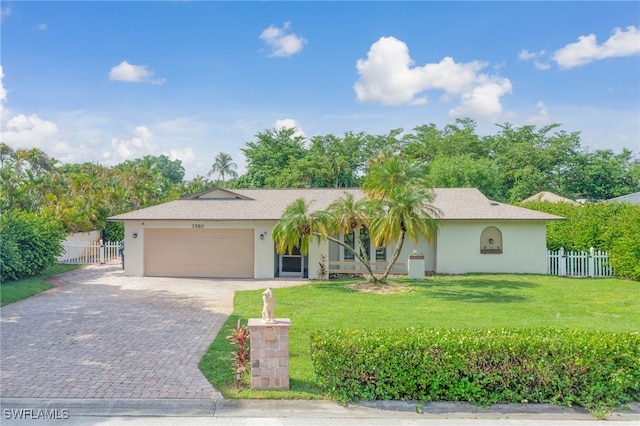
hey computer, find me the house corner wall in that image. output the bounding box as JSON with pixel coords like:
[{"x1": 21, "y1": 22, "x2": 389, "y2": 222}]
[
  {"x1": 254, "y1": 227, "x2": 275, "y2": 279},
  {"x1": 123, "y1": 222, "x2": 144, "y2": 276},
  {"x1": 436, "y1": 221, "x2": 548, "y2": 275}
]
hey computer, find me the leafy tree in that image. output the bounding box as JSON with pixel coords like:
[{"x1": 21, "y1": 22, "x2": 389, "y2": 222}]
[
  {"x1": 404, "y1": 118, "x2": 488, "y2": 163},
  {"x1": 241, "y1": 128, "x2": 307, "y2": 188},
  {"x1": 0, "y1": 210, "x2": 65, "y2": 282},
  {"x1": 488, "y1": 123, "x2": 581, "y2": 202},
  {"x1": 560, "y1": 149, "x2": 639, "y2": 201},
  {"x1": 426, "y1": 154, "x2": 505, "y2": 201},
  {"x1": 208, "y1": 152, "x2": 238, "y2": 186}
]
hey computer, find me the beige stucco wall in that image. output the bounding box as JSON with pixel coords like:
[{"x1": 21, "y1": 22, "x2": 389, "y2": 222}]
[
  {"x1": 121, "y1": 219, "x2": 548, "y2": 278},
  {"x1": 307, "y1": 237, "x2": 329, "y2": 280},
  {"x1": 122, "y1": 220, "x2": 277, "y2": 278},
  {"x1": 435, "y1": 221, "x2": 548, "y2": 274}
]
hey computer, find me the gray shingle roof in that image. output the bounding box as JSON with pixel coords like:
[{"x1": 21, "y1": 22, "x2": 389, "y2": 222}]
[
  {"x1": 605, "y1": 191, "x2": 640, "y2": 204},
  {"x1": 108, "y1": 188, "x2": 563, "y2": 222}
]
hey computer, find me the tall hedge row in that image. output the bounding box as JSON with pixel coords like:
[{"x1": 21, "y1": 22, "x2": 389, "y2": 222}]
[
  {"x1": 521, "y1": 201, "x2": 640, "y2": 281},
  {"x1": 0, "y1": 210, "x2": 65, "y2": 282},
  {"x1": 310, "y1": 328, "x2": 640, "y2": 414}
]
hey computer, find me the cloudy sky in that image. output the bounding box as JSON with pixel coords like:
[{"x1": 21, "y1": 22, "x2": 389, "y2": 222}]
[{"x1": 1, "y1": 1, "x2": 639, "y2": 178}]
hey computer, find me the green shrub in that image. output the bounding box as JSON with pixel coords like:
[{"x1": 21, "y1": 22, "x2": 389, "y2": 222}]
[
  {"x1": 102, "y1": 221, "x2": 124, "y2": 242},
  {"x1": 310, "y1": 328, "x2": 640, "y2": 414},
  {"x1": 0, "y1": 210, "x2": 65, "y2": 282},
  {"x1": 521, "y1": 201, "x2": 640, "y2": 281}
]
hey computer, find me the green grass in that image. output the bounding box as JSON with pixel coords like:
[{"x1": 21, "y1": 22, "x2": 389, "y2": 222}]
[
  {"x1": 0, "y1": 264, "x2": 82, "y2": 307},
  {"x1": 199, "y1": 274, "x2": 640, "y2": 399}
]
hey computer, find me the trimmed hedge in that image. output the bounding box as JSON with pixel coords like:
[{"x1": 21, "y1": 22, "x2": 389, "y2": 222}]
[
  {"x1": 520, "y1": 201, "x2": 640, "y2": 281},
  {"x1": 0, "y1": 210, "x2": 65, "y2": 282},
  {"x1": 310, "y1": 328, "x2": 640, "y2": 414}
]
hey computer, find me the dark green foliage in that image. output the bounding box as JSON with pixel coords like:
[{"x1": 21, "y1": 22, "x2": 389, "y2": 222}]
[
  {"x1": 311, "y1": 328, "x2": 640, "y2": 414},
  {"x1": 522, "y1": 201, "x2": 640, "y2": 281},
  {"x1": 0, "y1": 210, "x2": 65, "y2": 282},
  {"x1": 102, "y1": 221, "x2": 124, "y2": 242}
]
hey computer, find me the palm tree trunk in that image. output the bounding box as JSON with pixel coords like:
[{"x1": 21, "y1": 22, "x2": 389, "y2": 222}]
[{"x1": 381, "y1": 230, "x2": 406, "y2": 282}]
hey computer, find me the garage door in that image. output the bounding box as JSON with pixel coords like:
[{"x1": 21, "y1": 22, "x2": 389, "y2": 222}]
[{"x1": 144, "y1": 229, "x2": 254, "y2": 278}]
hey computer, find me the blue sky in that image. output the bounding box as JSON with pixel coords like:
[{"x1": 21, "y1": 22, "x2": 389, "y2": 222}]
[{"x1": 1, "y1": 1, "x2": 639, "y2": 179}]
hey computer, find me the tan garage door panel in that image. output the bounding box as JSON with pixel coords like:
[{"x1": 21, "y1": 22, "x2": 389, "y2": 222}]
[{"x1": 145, "y1": 229, "x2": 254, "y2": 278}]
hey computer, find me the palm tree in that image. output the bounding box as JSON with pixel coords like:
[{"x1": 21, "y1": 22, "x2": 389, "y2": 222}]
[
  {"x1": 326, "y1": 193, "x2": 380, "y2": 281},
  {"x1": 363, "y1": 154, "x2": 441, "y2": 282},
  {"x1": 272, "y1": 198, "x2": 332, "y2": 257},
  {"x1": 370, "y1": 184, "x2": 441, "y2": 282},
  {"x1": 208, "y1": 152, "x2": 238, "y2": 186},
  {"x1": 272, "y1": 196, "x2": 384, "y2": 282},
  {"x1": 362, "y1": 152, "x2": 428, "y2": 200}
]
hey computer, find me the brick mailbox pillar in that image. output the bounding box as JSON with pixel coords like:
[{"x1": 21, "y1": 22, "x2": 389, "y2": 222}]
[{"x1": 248, "y1": 318, "x2": 291, "y2": 390}]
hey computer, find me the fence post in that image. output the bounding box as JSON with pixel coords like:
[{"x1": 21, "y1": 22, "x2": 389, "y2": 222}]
[
  {"x1": 99, "y1": 239, "x2": 105, "y2": 264},
  {"x1": 588, "y1": 247, "x2": 595, "y2": 278},
  {"x1": 558, "y1": 247, "x2": 566, "y2": 276}
]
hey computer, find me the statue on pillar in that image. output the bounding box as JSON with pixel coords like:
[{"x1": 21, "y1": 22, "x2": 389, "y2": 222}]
[{"x1": 262, "y1": 288, "x2": 276, "y2": 323}]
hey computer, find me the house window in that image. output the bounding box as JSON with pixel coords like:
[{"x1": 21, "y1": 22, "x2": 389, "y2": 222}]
[
  {"x1": 480, "y1": 226, "x2": 503, "y2": 254},
  {"x1": 344, "y1": 230, "x2": 355, "y2": 260}
]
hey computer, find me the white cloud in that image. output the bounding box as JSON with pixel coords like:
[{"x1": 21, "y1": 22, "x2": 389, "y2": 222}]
[
  {"x1": 37, "y1": 23, "x2": 47, "y2": 31},
  {"x1": 526, "y1": 101, "x2": 551, "y2": 124},
  {"x1": 518, "y1": 49, "x2": 539, "y2": 61},
  {"x1": 109, "y1": 61, "x2": 166, "y2": 84},
  {"x1": 275, "y1": 118, "x2": 306, "y2": 138},
  {"x1": 518, "y1": 48, "x2": 551, "y2": 70},
  {"x1": 1, "y1": 6, "x2": 10, "y2": 19},
  {"x1": 449, "y1": 80, "x2": 513, "y2": 121},
  {"x1": 2, "y1": 113, "x2": 60, "y2": 149},
  {"x1": 103, "y1": 125, "x2": 158, "y2": 163},
  {"x1": 354, "y1": 36, "x2": 512, "y2": 121},
  {"x1": 533, "y1": 61, "x2": 551, "y2": 71},
  {"x1": 0, "y1": 66, "x2": 6, "y2": 103},
  {"x1": 165, "y1": 146, "x2": 196, "y2": 172},
  {"x1": 259, "y1": 22, "x2": 307, "y2": 57},
  {"x1": 553, "y1": 25, "x2": 640, "y2": 69}
]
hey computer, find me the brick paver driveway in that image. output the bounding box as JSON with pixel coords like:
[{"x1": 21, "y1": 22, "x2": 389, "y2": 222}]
[{"x1": 0, "y1": 265, "x2": 305, "y2": 399}]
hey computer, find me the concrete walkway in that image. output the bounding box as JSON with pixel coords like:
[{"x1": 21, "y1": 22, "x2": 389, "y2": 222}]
[
  {"x1": 0, "y1": 265, "x2": 305, "y2": 399},
  {"x1": 0, "y1": 398, "x2": 638, "y2": 425}
]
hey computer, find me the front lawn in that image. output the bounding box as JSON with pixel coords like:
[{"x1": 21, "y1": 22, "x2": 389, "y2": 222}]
[
  {"x1": 199, "y1": 274, "x2": 640, "y2": 399},
  {"x1": 0, "y1": 264, "x2": 82, "y2": 307}
]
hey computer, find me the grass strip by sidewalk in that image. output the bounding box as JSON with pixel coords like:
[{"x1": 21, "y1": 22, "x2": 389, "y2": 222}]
[
  {"x1": 200, "y1": 274, "x2": 640, "y2": 399},
  {"x1": 0, "y1": 264, "x2": 82, "y2": 307}
]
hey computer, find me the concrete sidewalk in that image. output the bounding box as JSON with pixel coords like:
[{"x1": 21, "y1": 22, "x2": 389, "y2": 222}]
[{"x1": 1, "y1": 398, "x2": 638, "y2": 425}]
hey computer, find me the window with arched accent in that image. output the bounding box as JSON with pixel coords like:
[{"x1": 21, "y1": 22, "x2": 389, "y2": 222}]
[{"x1": 480, "y1": 226, "x2": 503, "y2": 254}]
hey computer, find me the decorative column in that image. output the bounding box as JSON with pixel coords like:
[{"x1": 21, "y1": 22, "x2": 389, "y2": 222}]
[{"x1": 248, "y1": 318, "x2": 291, "y2": 389}]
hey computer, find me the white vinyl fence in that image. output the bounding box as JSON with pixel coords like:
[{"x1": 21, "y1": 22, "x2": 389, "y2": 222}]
[
  {"x1": 58, "y1": 240, "x2": 122, "y2": 265},
  {"x1": 547, "y1": 247, "x2": 614, "y2": 277}
]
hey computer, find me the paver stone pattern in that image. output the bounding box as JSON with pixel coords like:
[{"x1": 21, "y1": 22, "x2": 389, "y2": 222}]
[{"x1": 1, "y1": 265, "x2": 304, "y2": 399}]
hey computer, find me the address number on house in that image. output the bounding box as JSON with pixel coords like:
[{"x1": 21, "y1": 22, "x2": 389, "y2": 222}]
[{"x1": 192, "y1": 224, "x2": 205, "y2": 229}]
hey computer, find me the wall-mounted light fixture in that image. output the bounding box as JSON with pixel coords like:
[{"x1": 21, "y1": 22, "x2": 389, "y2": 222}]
[
  {"x1": 260, "y1": 233, "x2": 264, "y2": 240},
  {"x1": 489, "y1": 238, "x2": 494, "y2": 245},
  {"x1": 133, "y1": 233, "x2": 138, "y2": 239}
]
